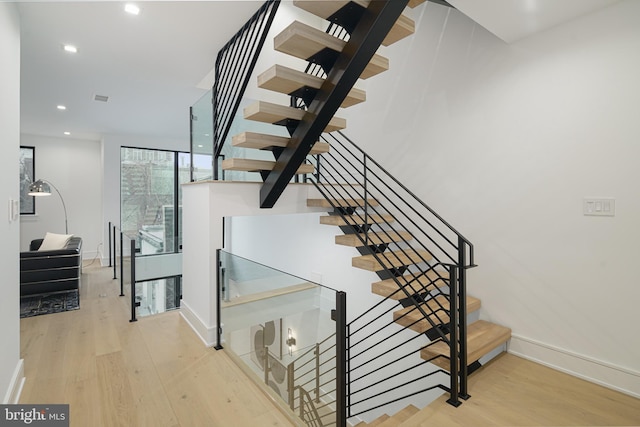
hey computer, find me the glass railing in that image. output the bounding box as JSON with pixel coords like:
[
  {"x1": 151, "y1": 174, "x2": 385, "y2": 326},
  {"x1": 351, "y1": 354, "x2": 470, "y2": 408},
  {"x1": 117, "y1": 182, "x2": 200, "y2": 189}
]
[
  {"x1": 217, "y1": 250, "x2": 346, "y2": 427},
  {"x1": 109, "y1": 222, "x2": 182, "y2": 322},
  {"x1": 191, "y1": 90, "x2": 214, "y2": 182}
]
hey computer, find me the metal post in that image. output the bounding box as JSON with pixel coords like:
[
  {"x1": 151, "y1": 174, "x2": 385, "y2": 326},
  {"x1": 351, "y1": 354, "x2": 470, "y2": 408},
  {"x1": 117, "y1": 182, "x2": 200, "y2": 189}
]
[
  {"x1": 112, "y1": 225, "x2": 117, "y2": 280},
  {"x1": 129, "y1": 239, "x2": 138, "y2": 323},
  {"x1": 314, "y1": 344, "x2": 320, "y2": 403},
  {"x1": 119, "y1": 232, "x2": 124, "y2": 297},
  {"x1": 108, "y1": 222, "x2": 112, "y2": 267},
  {"x1": 335, "y1": 291, "x2": 347, "y2": 427},
  {"x1": 215, "y1": 249, "x2": 223, "y2": 350},
  {"x1": 458, "y1": 237, "x2": 470, "y2": 399},
  {"x1": 287, "y1": 363, "x2": 295, "y2": 409},
  {"x1": 446, "y1": 265, "x2": 461, "y2": 407}
]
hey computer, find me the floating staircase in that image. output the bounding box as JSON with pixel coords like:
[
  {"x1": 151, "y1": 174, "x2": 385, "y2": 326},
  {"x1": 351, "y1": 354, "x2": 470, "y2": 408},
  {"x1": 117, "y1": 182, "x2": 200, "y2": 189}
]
[
  {"x1": 215, "y1": 0, "x2": 511, "y2": 425},
  {"x1": 223, "y1": 0, "x2": 417, "y2": 187}
]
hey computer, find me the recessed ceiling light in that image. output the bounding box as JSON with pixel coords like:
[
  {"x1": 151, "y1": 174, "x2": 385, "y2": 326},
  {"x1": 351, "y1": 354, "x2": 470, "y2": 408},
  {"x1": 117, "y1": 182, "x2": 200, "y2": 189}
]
[
  {"x1": 64, "y1": 132, "x2": 71, "y2": 136},
  {"x1": 124, "y1": 4, "x2": 140, "y2": 15},
  {"x1": 57, "y1": 105, "x2": 67, "y2": 110},
  {"x1": 63, "y1": 44, "x2": 78, "y2": 53}
]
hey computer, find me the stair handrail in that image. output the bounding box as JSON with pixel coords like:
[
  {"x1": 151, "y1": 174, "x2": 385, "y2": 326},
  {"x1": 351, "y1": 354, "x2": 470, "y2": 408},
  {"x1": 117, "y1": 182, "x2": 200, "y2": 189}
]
[
  {"x1": 212, "y1": 0, "x2": 281, "y2": 179},
  {"x1": 302, "y1": 130, "x2": 474, "y2": 417},
  {"x1": 287, "y1": 334, "x2": 339, "y2": 426}
]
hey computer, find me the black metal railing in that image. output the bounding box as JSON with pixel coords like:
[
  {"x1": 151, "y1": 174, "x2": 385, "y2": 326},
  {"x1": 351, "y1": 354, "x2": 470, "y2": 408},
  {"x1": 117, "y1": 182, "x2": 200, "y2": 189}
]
[
  {"x1": 287, "y1": 335, "x2": 337, "y2": 426},
  {"x1": 303, "y1": 131, "x2": 474, "y2": 417},
  {"x1": 213, "y1": 0, "x2": 280, "y2": 179}
]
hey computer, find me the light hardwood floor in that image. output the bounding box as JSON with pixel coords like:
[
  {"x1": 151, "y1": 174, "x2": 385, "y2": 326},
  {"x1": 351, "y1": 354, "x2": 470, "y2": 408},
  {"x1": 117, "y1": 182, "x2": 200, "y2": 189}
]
[
  {"x1": 19, "y1": 264, "x2": 640, "y2": 427},
  {"x1": 19, "y1": 264, "x2": 295, "y2": 427}
]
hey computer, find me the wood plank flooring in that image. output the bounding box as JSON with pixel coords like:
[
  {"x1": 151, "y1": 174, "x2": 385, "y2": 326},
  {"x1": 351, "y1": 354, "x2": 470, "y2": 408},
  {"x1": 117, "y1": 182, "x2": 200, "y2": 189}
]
[
  {"x1": 19, "y1": 264, "x2": 640, "y2": 427},
  {"x1": 19, "y1": 264, "x2": 294, "y2": 427}
]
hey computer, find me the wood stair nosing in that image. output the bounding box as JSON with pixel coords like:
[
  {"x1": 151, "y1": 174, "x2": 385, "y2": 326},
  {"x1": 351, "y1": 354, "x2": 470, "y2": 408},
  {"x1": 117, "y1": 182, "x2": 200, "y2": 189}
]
[
  {"x1": 291, "y1": 1, "x2": 415, "y2": 47},
  {"x1": 352, "y1": 248, "x2": 433, "y2": 271},
  {"x1": 243, "y1": 100, "x2": 346, "y2": 132},
  {"x1": 371, "y1": 270, "x2": 449, "y2": 300},
  {"x1": 335, "y1": 230, "x2": 413, "y2": 247},
  {"x1": 274, "y1": 20, "x2": 389, "y2": 80},
  {"x1": 307, "y1": 198, "x2": 379, "y2": 208},
  {"x1": 257, "y1": 64, "x2": 366, "y2": 108},
  {"x1": 231, "y1": 131, "x2": 330, "y2": 155},
  {"x1": 393, "y1": 295, "x2": 482, "y2": 334},
  {"x1": 221, "y1": 158, "x2": 314, "y2": 175},
  {"x1": 365, "y1": 414, "x2": 391, "y2": 427},
  {"x1": 319, "y1": 213, "x2": 394, "y2": 226},
  {"x1": 408, "y1": 0, "x2": 427, "y2": 7},
  {"x1": 376, "y1": 404, "x2": 420, "y2": 427},
  {"x1": 420, "y1": 320, "x2": 512, "y2": 371}
]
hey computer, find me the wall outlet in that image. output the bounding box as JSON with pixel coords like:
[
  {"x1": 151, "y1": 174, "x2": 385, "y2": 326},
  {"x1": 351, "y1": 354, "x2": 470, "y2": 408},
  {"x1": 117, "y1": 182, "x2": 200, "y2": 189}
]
[
  {"x1": 8, "y1": 199, "x2": 19, "y2": 222},
  {"x1": 583, "y1": 198, "x2": 615, "y2": 216}
]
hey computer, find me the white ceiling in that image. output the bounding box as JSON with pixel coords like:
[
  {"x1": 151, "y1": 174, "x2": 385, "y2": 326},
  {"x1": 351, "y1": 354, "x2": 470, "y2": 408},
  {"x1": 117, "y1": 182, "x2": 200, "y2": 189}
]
[
  {"x1": 448, "y1": 0, "x2": 620, "y2": 43},
  {"x1": 18, "y1": 1, "x2": 263, "y2": 141},
  {"x1": 17, "y1": 0, "x2": 621, "y2": 143}
]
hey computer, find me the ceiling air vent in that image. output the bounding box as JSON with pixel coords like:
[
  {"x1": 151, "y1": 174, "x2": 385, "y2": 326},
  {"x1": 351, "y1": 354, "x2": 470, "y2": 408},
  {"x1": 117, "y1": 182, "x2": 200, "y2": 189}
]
[{"x1": 93, "y1": 94, "x2": 109, "y2": 103}]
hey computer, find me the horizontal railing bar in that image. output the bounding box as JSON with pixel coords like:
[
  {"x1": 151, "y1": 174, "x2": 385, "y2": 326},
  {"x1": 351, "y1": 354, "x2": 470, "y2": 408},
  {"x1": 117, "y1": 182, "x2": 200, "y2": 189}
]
[
  {"x1": 349, "y1": 383, "x2": 449, "y2": 418},
  {"x1": 351, "y1": 359, "x2": 435, "y2": 396},
  {"x1": 349, "y1": 332, "x2": 425, "y2": 375},
  {"x1": 335, "y1": 130, "x2": 473, "y2": 257}
]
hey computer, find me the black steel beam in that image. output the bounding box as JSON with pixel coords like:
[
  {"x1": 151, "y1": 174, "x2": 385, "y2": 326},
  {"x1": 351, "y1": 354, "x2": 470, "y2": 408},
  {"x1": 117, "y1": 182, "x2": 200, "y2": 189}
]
[{"x1": 259, "y1": 0, "x2": 409, "y2": 208}]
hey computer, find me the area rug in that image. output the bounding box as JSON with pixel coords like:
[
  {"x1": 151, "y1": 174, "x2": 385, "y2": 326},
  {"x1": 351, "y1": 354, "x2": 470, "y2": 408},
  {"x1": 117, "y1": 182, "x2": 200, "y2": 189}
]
[{"x1": 20, "y1": 290, "x2": 80, "y2": 318}]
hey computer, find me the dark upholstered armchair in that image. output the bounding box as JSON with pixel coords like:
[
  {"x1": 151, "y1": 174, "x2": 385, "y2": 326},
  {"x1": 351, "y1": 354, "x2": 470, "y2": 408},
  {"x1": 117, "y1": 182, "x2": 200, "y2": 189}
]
[{"x1": 20, "y1": 237, "x2": 82, "y2": 297}]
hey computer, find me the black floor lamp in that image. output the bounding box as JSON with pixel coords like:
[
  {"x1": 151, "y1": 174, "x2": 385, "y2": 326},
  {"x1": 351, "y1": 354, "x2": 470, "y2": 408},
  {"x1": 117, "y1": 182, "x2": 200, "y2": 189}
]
[{"x1": 28, "y1": 179, "x2": 69, "y2": 234}]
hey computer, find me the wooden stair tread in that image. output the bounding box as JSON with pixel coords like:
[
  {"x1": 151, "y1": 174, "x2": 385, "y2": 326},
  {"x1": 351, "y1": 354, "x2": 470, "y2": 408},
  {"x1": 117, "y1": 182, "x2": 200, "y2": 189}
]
[
  {"x1": 307, "y1": 198, "x2": 379, "y2": 208},
  {"x1": 221, "y1": 158, "x2": 313, "y2": 174},
  {"x1": 292, "y1": 1, "x2": 414, "y2": 47},
  {"x1": 420, "y1": 320, "x2": 512, "y2": 371},
  {"x1": 377, "y1": 404, "x2": 420, "y2": 427},
  {"x1": 320, "y1": 213, "x2": 394, "y2": 226},
  {"x1": 408, "y1": 0, "x2": 427, "y2": 7},
  {"x1": 244, "y1": 100, "x2": 346, "y2": 132},
  {"x1": 258, "y1": 64, "x2": 366, "y2": 108},
  {"x1": 371, "y1": 270, "x2": 449, "y2": 299},
  {"x1": 366, "y1": 414, "x2": 390, "y2": 427},
  {"x1": 274, "y1": 21, "x2": 389, "y2": 79},
  {"x1": 393, "y1": 295, "x2": 481, "y2": 334},
  {"x1": 232, "y1": 131, "x2": 329, "y2": 155},
  {"x1": 335, "y1": 230, "x2": 412, "y2": 247},
  {"x1": 352, "y1": 249, "x2": 433, "y2": 271}
]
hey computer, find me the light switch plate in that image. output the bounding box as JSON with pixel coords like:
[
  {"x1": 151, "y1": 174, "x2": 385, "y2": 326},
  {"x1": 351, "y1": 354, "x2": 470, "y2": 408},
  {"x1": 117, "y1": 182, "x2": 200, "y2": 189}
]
[{"x1": 583, "y1": 198, "x2": 615, "y2": 216}]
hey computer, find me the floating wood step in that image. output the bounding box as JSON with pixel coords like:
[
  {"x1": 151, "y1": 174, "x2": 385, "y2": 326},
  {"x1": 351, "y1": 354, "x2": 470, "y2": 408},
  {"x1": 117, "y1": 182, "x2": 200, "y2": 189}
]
[
  {"x1": 420, "y1": 320, "x2": 512, "y2": 371},
  {"x1": 221, "y1": 158, "x2": 313, "y2": 174},
  {"x1": 292, "y1": 1, "x2": 414, "y2": 47},
  {"x1": 362, "y1": 414, "x2": 390, "y2": 427},
  {"x1": 320, "y1": 213, "x2": 394, "y2": 226},
  {"x1": 244, "y1": 101, "x2": 346, "y2": 132},
  {"x1": 274, "y1": 21, "x2": 389, "y2": 79},
  {"x1": 377, "y1": 404, "x2": 420, "y2": 427},
  {"x1": 307, "y1": 198, "x2": 379, "y2": 208},
  {"x1": 335, "y1": 230, "x2": 412, "y2": 247},
  {"x1": 257, "y1": 64, "x2": 366, "y2": 108},
  {"x1": 352, "y1": 249, "x2": 432, "y2": 271},
  {"x1": 408, "y1": 0, "x2": 427, "y2": 7},
  {"x1": 232, "y1": 132, "x2": 330, "y2": 155},
  {"x1": 393, "y1": 295, "x2": 481, "y2": 334},
  {"x1": 371, "y1": 270, "x2": 449, "y2": 299}
]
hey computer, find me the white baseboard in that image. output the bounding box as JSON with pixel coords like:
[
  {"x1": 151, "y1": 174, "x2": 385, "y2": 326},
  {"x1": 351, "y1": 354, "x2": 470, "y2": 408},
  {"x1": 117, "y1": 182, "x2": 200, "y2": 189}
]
[
  {"x1": 508, "y1": 334, "x2": 640, "y2": 398},
  {"x1": 2, "y1": 359, "x2": 24, "y2": 404},
  {"x1": 180, "y1": 301, "x2": 217, "y2": 347}
]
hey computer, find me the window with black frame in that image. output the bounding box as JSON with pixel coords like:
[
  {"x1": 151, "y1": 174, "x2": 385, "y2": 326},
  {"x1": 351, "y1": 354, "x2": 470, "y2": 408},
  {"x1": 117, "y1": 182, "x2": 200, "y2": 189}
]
[{"x1": 120, "y1": 147, "x2": 190, "y2": 255}]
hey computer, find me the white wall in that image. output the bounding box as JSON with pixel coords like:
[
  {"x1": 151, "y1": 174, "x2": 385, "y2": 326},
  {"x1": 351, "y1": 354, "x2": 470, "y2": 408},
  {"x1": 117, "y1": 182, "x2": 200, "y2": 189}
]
[
  {"x1": 339, "y1": 0, "x2": 640, "y2": 396},
  {"x1": 0, "y1": 2, "x2": 23, "y2": 404},
  {"x1": 101, "y1": 133, "x2": 189, "y2": 263},
  {"x1": 20, "y1": 134, "x2": 102, "y2": 259}
]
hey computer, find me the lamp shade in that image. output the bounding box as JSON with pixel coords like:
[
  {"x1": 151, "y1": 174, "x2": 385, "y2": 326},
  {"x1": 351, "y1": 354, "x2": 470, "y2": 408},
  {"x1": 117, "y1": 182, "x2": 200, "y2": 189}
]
[{"x1": 28, "y1": 180, "x2": 52, "y2": 196}]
